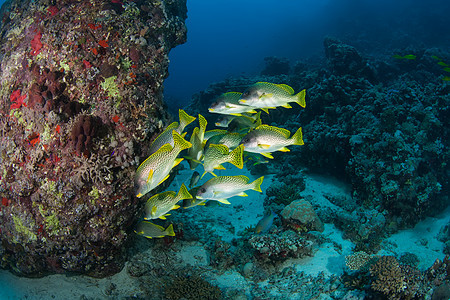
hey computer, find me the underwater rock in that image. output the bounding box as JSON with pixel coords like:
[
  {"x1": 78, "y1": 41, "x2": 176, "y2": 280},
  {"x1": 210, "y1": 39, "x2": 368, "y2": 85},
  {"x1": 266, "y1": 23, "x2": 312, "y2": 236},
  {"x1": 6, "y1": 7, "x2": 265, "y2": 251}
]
[
  {"x1": 261, "y1": 56, "x2": 290, "y2": 76},
  {"x1": 281, "y1": 199, "x2": 324, "y2": 233},
  {"x1": 0, "y1": 0, "x2": 187, "y2": 277},
  {"x1": 323, "y1": 37, "x2": 374, "y2": 80}
]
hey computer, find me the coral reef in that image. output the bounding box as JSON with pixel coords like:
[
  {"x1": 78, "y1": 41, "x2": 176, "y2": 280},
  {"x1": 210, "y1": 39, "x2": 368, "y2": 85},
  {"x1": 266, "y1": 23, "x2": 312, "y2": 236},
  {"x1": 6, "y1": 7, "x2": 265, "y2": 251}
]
[
  {"x1": 248, "y1": 229, "x2": 313, "y2": 262},
  {"x1": 0, "y1": 0, "x2": 187, "y2": 277},
  {"x1": 186, "y1": 38, "x2": 449, "y2": 231},
  {"x1": 164, "y1": 274, "x2": 222, "y2": 300}
]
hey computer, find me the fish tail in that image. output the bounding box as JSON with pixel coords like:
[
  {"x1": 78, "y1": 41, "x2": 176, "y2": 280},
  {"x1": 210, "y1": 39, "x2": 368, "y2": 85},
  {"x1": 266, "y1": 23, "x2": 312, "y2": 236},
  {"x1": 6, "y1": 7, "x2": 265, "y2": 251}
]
[
  {"x1": 198, "y1": 114, "x2": 208, "y2": 140},
  {"x1": 228, "y1": 144, "x2": 244, "y2": 169},
  {"x1": 177, "y1": 183, "x2": 193, "y2": 200},
  {"x1": 165, "y1": 224, "x2": 175, "y2": 237},
  {"x1": 290, "y1": 127, "x2": 304, "y2": 146},
  {"x1": 295, "y1": 89, "x2": 306, "y2": 108},
  {"x1": 178, "y1": 109, "x2": 196, "y2": 131},
  {"x1": 251, "y1": 176, "x2": 264, "y2": 193},
  {"x1": 254, "y1": 111, "x2": 262, "y2": 127},
  {"x1": 172, "y1": 130, "x2": 192, "y2": 151}
]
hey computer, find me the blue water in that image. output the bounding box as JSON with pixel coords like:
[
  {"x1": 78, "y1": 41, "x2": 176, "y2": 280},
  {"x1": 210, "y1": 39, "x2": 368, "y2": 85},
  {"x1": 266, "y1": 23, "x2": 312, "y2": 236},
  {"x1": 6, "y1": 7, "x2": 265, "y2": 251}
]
[{"x1": 164, "y1": 0, "x2": 450, "y2": 104}]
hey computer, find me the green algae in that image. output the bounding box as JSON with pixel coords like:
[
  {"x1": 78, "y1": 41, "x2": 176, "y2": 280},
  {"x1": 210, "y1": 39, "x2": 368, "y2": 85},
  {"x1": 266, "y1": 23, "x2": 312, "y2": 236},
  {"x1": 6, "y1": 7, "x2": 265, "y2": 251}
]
[
  {"x1": 12, "y1": 214, "x2": 37, "y2": 243},
  {"x1": 101, "y1": 76, "x2": 120, "y2": 99}
]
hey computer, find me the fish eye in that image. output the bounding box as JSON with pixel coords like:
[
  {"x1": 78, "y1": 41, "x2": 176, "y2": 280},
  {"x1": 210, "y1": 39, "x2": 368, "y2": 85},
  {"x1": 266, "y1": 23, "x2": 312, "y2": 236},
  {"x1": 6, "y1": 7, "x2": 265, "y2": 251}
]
[{"x1": 200, "y1": 188, "x2": 206, "y2": 193}]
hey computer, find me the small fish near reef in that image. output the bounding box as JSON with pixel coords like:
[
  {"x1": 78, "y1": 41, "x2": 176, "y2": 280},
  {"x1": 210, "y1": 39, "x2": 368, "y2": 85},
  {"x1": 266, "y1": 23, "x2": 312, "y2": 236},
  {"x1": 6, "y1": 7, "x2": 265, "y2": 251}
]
[
  {"x1": 135, "y1": 130, "x2": 192, "y2": 198},
  {"x1": 239, "y1": 82, "x2": 306, "y2": 113},
  {"x1": 196, "y1": 175, "x2": 264, "y2": 204},
  {"x1": 189, "y1": 171, "x2": 201, "y2": 189},
  {"x1": 255, "y1": 211, "x2": 277, "y2": 234},
  {"x1": 144, "y1": 183, "x2": 192, "y2": 220},
  {"x1": 209, "y1": 92, "x2": 258, "y2": 116},
  {"x1": 135, "y1": 221, "x2": 175, "y2": 239},
  {"x1": 240, "y1": 124, "x2": 304, "y2": 159}
]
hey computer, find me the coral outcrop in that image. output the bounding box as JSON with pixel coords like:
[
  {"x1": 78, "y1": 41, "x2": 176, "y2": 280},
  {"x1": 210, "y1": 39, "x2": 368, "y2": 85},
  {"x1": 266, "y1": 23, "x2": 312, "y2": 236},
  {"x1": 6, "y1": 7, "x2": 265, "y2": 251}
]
[{"x1": 0, "y1": 0, "x2": 187, "y2": 277}]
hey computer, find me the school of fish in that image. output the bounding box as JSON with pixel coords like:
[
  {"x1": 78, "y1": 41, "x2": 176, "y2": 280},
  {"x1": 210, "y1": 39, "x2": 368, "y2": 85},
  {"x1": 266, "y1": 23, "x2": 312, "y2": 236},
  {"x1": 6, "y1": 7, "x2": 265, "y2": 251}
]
[{"x1": 134, "y1": 82, "x2": 306, "y2": 238}]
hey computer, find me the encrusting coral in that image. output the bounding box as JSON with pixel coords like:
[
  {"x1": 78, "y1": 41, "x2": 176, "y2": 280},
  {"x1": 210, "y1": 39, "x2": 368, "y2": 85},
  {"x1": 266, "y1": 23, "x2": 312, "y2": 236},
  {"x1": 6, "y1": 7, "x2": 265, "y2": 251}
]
[{"x1": 0, "y1": 0, "x2": 187, "y2": 277}]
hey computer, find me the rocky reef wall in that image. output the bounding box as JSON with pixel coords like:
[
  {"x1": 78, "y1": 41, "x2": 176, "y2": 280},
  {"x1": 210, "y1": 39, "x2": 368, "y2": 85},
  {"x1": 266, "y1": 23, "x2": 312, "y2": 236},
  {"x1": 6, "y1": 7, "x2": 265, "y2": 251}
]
[{"x1": 0, "y1": 0, "x2": 187, "y2": 277}]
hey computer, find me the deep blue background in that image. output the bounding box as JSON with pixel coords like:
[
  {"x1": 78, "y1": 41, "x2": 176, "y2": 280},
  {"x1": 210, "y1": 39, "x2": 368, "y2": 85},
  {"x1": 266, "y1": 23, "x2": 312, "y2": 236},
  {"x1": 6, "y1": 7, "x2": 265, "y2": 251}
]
[{"x1": 164, "y1": 0, "x2": 450, "y2": 107}]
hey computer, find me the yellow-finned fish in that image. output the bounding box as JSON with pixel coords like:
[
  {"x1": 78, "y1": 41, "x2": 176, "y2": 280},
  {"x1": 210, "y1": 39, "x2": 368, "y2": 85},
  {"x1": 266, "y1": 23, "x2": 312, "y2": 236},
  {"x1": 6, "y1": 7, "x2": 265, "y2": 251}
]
[
  {"x1": 135, "y1": 130, "x2": 192, "y2": 198},
  {"x1": 143, "y1": 183, "x2": 192, "y2": 220},
  {"x1": 240, "y1": 125, "x2": 304, "y2": 159},
  {"x1": 239, "y1": 82, "x2": 306, "y2": 113},
  {"x1": 202, "y1": 144, "x2": 244, "y2": 177},
  {"x1": 182, "y1": 187, "x2": 207, "y2": 209},
  {"x1": 135, "y1": 221, "x2": 175, "y2": 239},
  {"x1": 196, "y1": 175, "x2": 264, "y2": 204},
  {"x1": 209, "y1": 92, "x2": 258, "y2": 116},
  {"x1": 393, "y1": 54, "x2": 416, "y2": 60},
  {"x1": 186, "y1": 114, "x2": 207, "y2": 170},
  {"x1": 148, "y1": 109, "x2": 196, "y2": 155}
]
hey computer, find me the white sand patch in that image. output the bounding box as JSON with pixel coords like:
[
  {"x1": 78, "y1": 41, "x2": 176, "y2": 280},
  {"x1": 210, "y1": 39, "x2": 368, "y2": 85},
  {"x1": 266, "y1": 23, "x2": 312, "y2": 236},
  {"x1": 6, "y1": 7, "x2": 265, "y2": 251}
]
[{"x1": 378, "y1": 205, "x2": 450, "y2": 270}]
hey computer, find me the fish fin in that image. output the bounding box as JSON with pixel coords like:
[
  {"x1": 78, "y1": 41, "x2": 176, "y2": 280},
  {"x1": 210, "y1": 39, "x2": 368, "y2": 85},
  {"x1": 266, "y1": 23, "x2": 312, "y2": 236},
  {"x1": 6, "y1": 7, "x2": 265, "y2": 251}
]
[
  {"x1": 247, "y1": 110, "x2": 258, "y2": 114},
  {"x1": 178, "y1": 109, "x2": 196, "y2": 131},
  {"x1": 251, "y1": 176, "x2": 264, "y2": 193},
  {"x1": 282, "y1": 103, "x2": 292, "y2": 108},
  {"x1": 217, "y1": 199, "x2": 231, "y2": 204},
  {"x1": 239, "y1": 99, "x2": 247, "y2": 104},
  {"x1": 200, "y1": 171, "x2": 207, "y2": 179},
  {"x1": 146, "y1": 169, "x2": 154, "y2": 184},
  {"x1": 158, "y1": 174, "x2": 171, "y2": 186},
  {"x1": 228, "y1": 144, "x2": 244, "y2": 169},
  {"x1": 173, "y1": 157, "x2": 184, "y2": 168},
  {"x1": 238, "y1": 192, "x2": 248, "y2": 197},
  {"x1": 177, "y1": 183, "x2": 193, "y2": 200},
  {"x1": 159, "y1": 215, "x2": 167, "y2": 220},
  {"x1": 258, "y1": 144, "x2": 271, "y2": 149},
  {"x1": 261, "y1": 108, "x2": 270, "y2": 114},
  {"x1": 290, "y1": 127, "x2": 304, "y2": 146},
  {"x1": 198, "y1": 202, "x2": 206, "y2": 205},
  {"x1": 165, "y1": 224, "x2": 175, "y2": 236},
  {"x1": 172, "y1": 130, "x2": 192, "y2": 151},
  {"x1": 294, "y1": 89, "x2": 306, "y2": 108},
  {"x1": 260, "y1": 152, "x2": 274, "y2": 159},
  {"x1": 279, "y1": 147, "x2": 290, "y2": 152},
  {"x1": 151, "y1": 206, "x2": 157, "y2": 214},
  {"x1": 277, "y1": 83, "x2": 295, "y2": 94},
  {"x1": 230, "y1": 113, "x2": 244, "y2": 117},
  {"x1": 211, "y1": 171, "x2": 217, "y2": 177},
  {"x1": 172, "y1": 205, "x2": 180, "y2": 210},
  {"x1": 215, "y1": 164, "x2": 226, "y2": 170}
]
